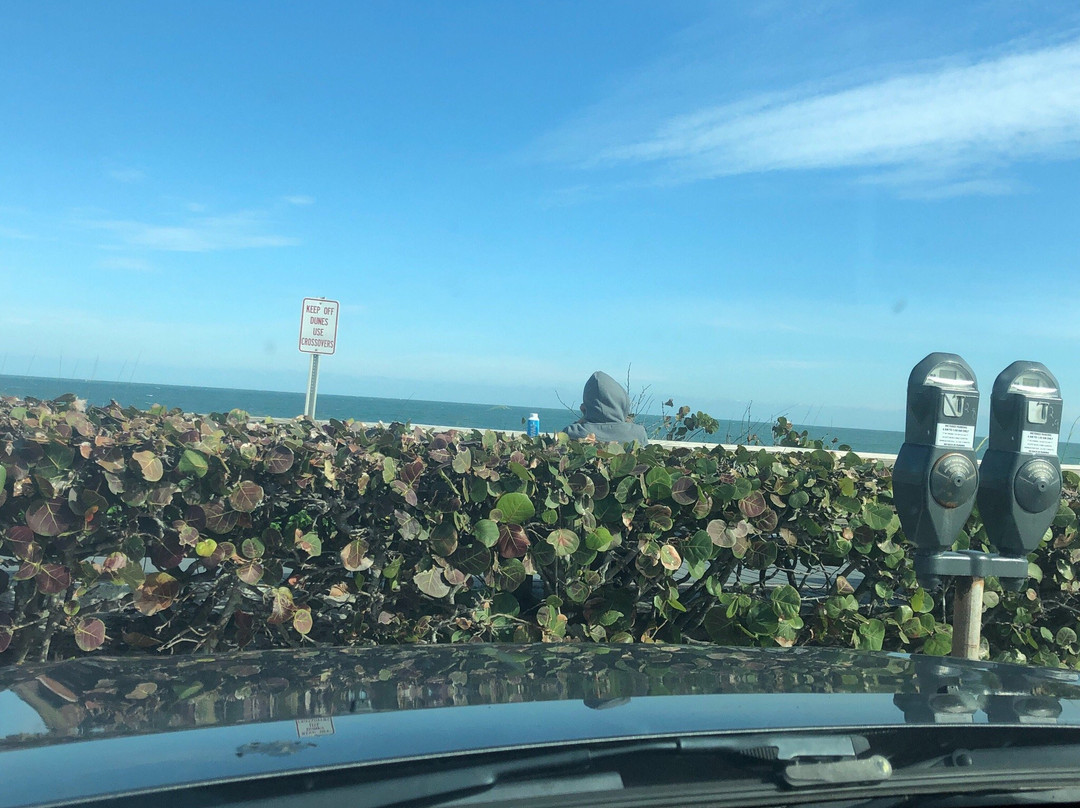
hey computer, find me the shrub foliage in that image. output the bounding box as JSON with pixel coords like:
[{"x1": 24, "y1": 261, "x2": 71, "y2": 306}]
[{"x1": 1, "y1": 395, "x2": 1078, "y2": 666}]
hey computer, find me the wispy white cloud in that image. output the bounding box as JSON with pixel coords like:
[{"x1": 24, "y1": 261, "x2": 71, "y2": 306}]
[
  {"x1": 84, "y1": 211, "x2": 300, "y2": 252},
  {"x1": 282, "y1": 195, "x2": 315, "y2": 206},
  {"x1": 97, "y1": 256, "x2": 154, "y2": 272},
  {"x1": 108, "y1": 168, "x2": 146, "y2": 183},
  {"x1": 0, "y1": 225, "x2": 35, "y2": 240},
  {"x1": 554, "y1": 37, "x2": 1080, "y2": 191}
]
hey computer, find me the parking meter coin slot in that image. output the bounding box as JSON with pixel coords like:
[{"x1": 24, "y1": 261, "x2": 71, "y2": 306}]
[
  {"x1": 1014, "y1": 459, "x2": 1061, "y2": 514},
  {"x1": 930, "y1": 454, "x2": 978, "y2": 509}
]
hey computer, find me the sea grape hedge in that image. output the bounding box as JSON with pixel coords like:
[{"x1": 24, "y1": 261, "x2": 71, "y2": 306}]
[{"x1": 1, "y1": 394, "x2": 1078, "y2": 667}]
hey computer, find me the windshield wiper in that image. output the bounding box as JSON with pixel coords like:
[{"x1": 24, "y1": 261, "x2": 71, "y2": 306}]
[
  {"x1": 86, "y1": 731, "x2": 1080, "y2": 808},
  {"x1": 203, "y1": 732, "x2": 890, "y2": 808}
]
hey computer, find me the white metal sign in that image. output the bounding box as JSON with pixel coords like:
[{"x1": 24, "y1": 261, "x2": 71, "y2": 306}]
[
  {"x1": 296, "y1": 717, "x2": 335, "y2": 738},
  {"x1": 934, "y1": 423, "x2": 975, "y2": 450},
  {"x1": 1020, "y1": 430, "x2": 1059, "y2": 457},
  {"x1": 299, "y1": 298, "x2": 340, "y2": 355}
]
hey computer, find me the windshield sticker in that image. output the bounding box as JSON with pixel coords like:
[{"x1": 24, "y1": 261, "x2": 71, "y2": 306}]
[
  {"x1": 935, "y1": 423, "x2": 975, "y2": 450},
  {"x1": 1021, "y1": 430, "x2": 1059, "y2": 457},
  {"x1": 296, "y1": 717, "x2": 335, "y2": 738}
]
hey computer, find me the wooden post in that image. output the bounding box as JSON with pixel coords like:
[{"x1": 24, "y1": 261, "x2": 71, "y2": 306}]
[{"x1": 951, "y1": 576, "x2": 984, "y2": 660}]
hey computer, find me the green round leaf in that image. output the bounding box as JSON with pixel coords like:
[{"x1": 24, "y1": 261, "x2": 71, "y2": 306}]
[
  {"x1": 495, "y1": 493, "x2": 535, "y2": 524},
  {"x1": 856, "y1": 618, "x2": 886, "y2": 652},
  {"x1": 770, "y1": 585, "x2": 801, "y2": 620},
  {"x1": 545, "y1": 529, "x2": 579, "y2": 558},
  {"x1": 861, "y1": 502, "x2": 893, "y2": 531},
  {"x1": 131, "y1": 450, "x2": 163, "y2": 482},
  {"x1": 293, "y1": 607, "x2": 314, "y2": 635},
  {"x1": 474, "y1": 519, "x2": 500, "y2": 548},
  {"x1": 659, "y1": 544, "x2": 682, "y2": 571},
  {"x1": 178, "y1": 449, "x2": 209, "y2": 478},
  {"x1": 910, "y1": 588, "x2": 934, "y2": 614},
  {"x1": 413, "y1": 568, "x2": 451, "y2": 598},
  {"x1": 490, "y1": 592, "x2": 520, "y2": 616},
  {"x1": 586, "y1": 527, "x2": 615, "y2": 552}
]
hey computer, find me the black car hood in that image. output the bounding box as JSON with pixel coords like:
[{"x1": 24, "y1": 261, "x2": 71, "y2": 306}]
[{"x1": 2, "y1": 644, "x2": 1080, "y2": 807}]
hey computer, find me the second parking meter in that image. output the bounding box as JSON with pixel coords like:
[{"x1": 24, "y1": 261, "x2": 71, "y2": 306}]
[
  {"x1": 894, "y1": 354, "x2": 981, "y2": 556},
  {"x1": 977, "y1": 362, "x2": 1063, "y2": 557}
]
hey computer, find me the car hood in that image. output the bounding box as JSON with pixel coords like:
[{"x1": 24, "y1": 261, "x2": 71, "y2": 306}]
[{"x1": 2, "y1": 644, "x2": 1080, "y2": 806}]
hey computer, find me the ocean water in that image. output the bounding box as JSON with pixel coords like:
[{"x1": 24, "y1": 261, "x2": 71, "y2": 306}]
[{"x1": 3, "y1": 373, "x2": 1079, "y2": 461}]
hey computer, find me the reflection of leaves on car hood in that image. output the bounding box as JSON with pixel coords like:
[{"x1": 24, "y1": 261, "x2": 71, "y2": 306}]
[{"x1": 2, "y1": 644, "x2": 1079, "y2": 752}]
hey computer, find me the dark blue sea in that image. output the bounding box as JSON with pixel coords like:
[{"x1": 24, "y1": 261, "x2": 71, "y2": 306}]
[{"x1": 3, "y1": 373, "x2": 1078, "y2": 461}]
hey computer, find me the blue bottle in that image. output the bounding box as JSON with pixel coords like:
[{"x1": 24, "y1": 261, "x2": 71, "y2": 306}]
[{"x1": 526, "y1": 413, "x2": 540, "y2": 437}]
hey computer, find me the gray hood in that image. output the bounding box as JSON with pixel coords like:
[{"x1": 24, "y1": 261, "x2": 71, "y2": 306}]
[{"x1": 564, "y1": 371, "x2": 648, "y2": 445}]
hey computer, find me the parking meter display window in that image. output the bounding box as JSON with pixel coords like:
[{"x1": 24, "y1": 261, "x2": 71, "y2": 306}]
[
  {"x1": 1008, "y1": 371, "x2": 1058, "y2": 396},
  {"x1": 926, "y1": 365, "x2": 973, "y2": 385}
]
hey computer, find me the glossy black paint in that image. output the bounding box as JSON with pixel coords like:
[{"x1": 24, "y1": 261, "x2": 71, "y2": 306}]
[{"x1": 1, "y1": 644, "x2": 1079, "y2": 808}]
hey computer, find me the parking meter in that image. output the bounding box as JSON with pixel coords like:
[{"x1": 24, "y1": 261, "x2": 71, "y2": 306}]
[
  {"x1": 977, "y1": 362, "x2": 1062, "y2": 558},
  {"x1": 894, "y1": 354, "x2": 981, "y2": 574}
]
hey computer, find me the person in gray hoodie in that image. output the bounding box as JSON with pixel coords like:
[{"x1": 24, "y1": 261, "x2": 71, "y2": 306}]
[{"x1": 562, "y1": 371, "x2": 649, "y2": 445}]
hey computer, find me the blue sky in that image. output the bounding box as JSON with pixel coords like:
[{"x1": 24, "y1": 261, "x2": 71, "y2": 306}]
[{"x1": 2, "y1": 2, "x2": 1080, "y2": 432}]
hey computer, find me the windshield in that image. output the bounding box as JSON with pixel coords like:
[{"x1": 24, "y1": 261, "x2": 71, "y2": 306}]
[{"x1": 2, "y1": 4, "x2": 1080, "y2": 805}]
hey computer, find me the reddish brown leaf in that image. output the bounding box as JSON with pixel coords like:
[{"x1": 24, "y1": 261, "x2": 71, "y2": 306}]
[
  {"x1": 26, "y1": 499, "x2": 74, "y2": 537},
  {"x1": 134, "y1": 573, "x2": 179, "y2": 616},
  {"x1": 122, "y1": 632, "x2": 161, "y2": 648},
  {"x1": 202, "y1": 501, "x2": 238, "y2": 534},
  {"x1": 74, "y1": 618, "x2": 106, "y2": 652},
  {"x1": 497, "y1": 523, "x2": 530, "y2": 558},
  {"x1": 36, "y1": 564, "x2": 71, "y2": 595},
  {"x1": 5, "y1": 525, "x2": 37, "y2": 560},
  {"x1": 738, "y1": 491, "x2": 767, "y2": 519},
  {"x1": 236, "y1": 561, "x2": 264, "y2": 585},
  {"x1": 36, "y1": 675, "x2": 78, "y2": 702},
  {"x1": 0, "y1": 613, "x2": 12, "y2": 654},
  {"x1": 401, "y1": 458, "x2": 425, "y2": 485},
  {"x1": 265, "y1": 446, "x2": 294, "y2": 474},
  {"x1": 340, "y1": 539, "x2": 373, "y2": 572},
  {"x1": 177, "y1": 524, "x2": 200, "y2": 547},
  {"x1": 102, "y1": 552, "x2": 129, "y2": 574},
  {"x1": 150, "y1": 536, "x2": 184, "y2": 569},
  {"x1": 14, "y1": 561, "x2": 39, "y2": 581},
  {"x1": 671, "y1": 477, "x2": 698, "y2": 505},
  {"x1": 229, "y1": 481, "x2": 264, "y2": 513},
  {"x1": 94, "y1": 446, "x2": 125, "y2": 472},
  {"x1": 754, "y1": 508, "x2": 779, "y2": 532}
]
